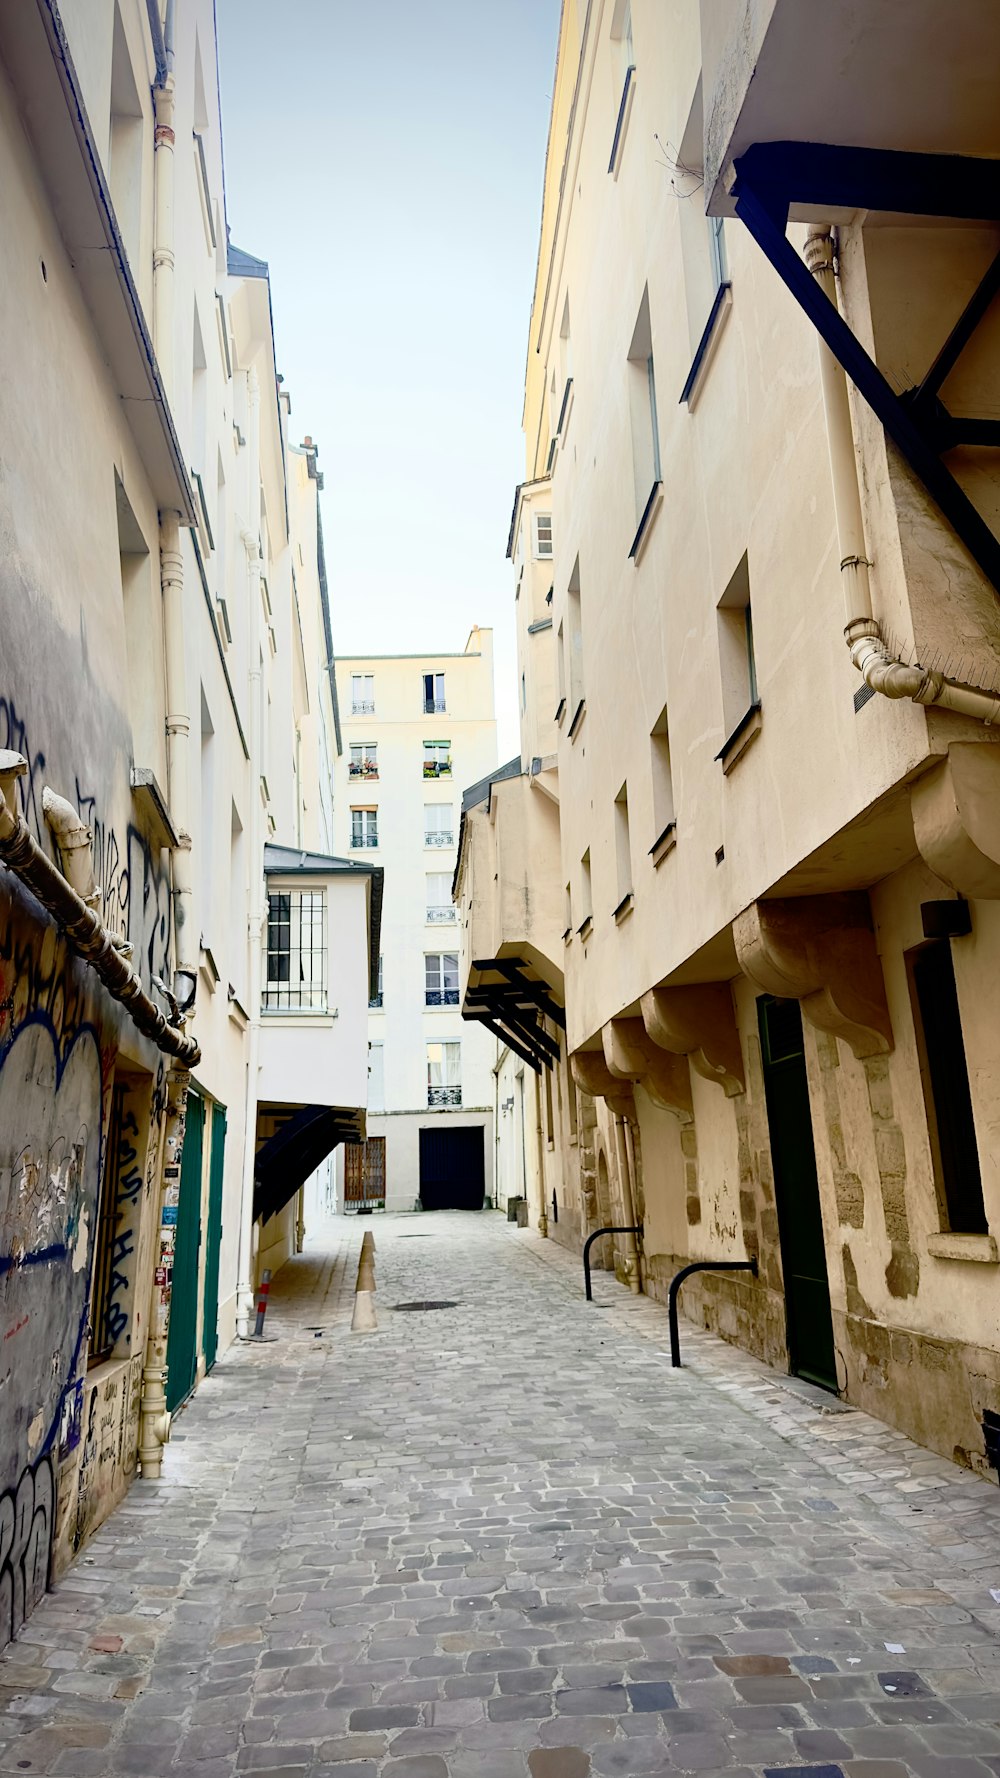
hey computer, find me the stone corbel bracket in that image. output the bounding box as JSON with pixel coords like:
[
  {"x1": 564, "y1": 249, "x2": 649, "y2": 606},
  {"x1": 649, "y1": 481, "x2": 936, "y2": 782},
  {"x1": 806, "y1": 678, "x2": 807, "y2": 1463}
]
[
  {"x1": 640, "y1": 984, "x2": 745, "y2": 1097},
  {"x1": 734, "y1": 892, "x2": 893, "y2": 1059},
  {"x1": 571, "y1": 1048, "x2": 636, "y2": 1120},
  {"x1": 911, "y1": 741, "x2": 1000, "y2": 899},
  {"x1": 601, "y1": 1017, "x2": 693, "y2": 1120}
]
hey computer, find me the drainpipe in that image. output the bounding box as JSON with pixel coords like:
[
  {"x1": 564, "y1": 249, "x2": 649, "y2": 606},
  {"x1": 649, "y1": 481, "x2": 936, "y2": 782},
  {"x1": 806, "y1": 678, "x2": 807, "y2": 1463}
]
[
  {"x1": 151, "y1": 13, "x2": 175, "y2": 394},
  {"x1": 534, "y1": 1072, "x2": 549, "y2": 1236},
  {"x1": 613, "y1": 1114, "x2": 641, "y2": 1292},
  {"x1": 161, "y1": 515, "x2": 197, "y2": 999},
  {"x1": 236, "y1": 364, "x2": 263, "y2": 1339},
  {"x1": 139, "y1": 1067, "x2": 189, "y2": 1477},
  {"x1": 804, "y1": 227, "x2": 1000, "y2": 727}
]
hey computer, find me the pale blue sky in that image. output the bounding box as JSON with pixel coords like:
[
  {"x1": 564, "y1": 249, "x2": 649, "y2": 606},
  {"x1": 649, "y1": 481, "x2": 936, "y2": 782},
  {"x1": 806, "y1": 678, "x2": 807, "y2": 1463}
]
[{"x1": 217, "y1": 0, "x2": 561, "y2": 758}]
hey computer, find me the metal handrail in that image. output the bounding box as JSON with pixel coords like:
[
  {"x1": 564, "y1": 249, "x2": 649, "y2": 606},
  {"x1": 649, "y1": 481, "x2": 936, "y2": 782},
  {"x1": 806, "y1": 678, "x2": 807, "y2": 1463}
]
[
  {"x1": 667, "y1": 1258, "x2": 758, "y2": 1368},
  {"x1": 583, "y1": 1224, "x2": 643, "y2": 1302}
]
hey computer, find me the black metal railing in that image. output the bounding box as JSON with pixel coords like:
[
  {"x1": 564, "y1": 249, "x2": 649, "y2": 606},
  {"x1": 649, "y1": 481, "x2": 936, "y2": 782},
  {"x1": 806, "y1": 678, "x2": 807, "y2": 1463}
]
[
  {"x1": 583, "y1": 1225, "x2": 643, "y2": 1301},
  {"x1": 428, "y1": 1085, "x2": 461, "y2": 1108},
  {"x1": 425, "y1": 989, "x2": 459, "y2": 1007},
  {"x1": 667, "y1": 1258, "x2": 758, "y2": 1367}
]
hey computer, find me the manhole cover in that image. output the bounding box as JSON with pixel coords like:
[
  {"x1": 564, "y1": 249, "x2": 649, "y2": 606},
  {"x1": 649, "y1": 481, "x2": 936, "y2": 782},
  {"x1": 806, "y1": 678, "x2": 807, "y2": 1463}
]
[{"x1": 392, "y1": 1300, "x2": 460, "y2": 1312}]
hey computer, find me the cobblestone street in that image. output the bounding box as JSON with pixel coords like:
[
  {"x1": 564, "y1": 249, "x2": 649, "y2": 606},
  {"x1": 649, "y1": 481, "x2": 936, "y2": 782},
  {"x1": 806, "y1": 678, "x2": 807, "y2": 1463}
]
[{"x1": 4, "y1": 1213, "x2": 1000, "y2": 1778}]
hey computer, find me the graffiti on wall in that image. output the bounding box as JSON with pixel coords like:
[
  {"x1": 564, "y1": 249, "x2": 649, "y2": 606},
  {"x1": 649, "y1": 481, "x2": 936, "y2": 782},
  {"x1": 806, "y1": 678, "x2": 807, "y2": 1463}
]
[{"x1": 0, "y1": 1454, "x2": 54, "y2": 1648}]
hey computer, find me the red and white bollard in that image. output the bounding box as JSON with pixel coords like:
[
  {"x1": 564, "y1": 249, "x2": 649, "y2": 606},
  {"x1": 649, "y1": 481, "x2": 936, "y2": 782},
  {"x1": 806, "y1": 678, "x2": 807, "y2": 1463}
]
[{"x1": 250, "y1": 1269, "x2": 272, "y2": 1339}]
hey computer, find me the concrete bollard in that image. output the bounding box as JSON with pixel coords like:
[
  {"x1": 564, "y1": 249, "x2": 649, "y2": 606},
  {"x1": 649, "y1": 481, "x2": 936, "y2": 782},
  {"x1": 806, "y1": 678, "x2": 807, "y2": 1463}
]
[{"x1": 351, "y1": 1237, "x2": 377, "y2": 1333}]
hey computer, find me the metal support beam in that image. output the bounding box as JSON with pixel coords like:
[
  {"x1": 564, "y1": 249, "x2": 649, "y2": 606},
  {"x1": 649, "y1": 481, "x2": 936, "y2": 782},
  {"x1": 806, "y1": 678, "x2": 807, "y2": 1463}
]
[{"x1": 732, "y1": 169, "x2": 1000, "y2": 596}]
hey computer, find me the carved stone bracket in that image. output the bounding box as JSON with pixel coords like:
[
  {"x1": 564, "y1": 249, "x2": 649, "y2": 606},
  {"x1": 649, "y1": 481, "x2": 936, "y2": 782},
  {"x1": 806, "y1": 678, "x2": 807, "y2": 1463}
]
[
  {"x1": 734, "y1": 892, "x2": 893, "y2": 1059},
  {"x1": 601, "y1": 1017, "x2": 693, "y2": 1120},
  {"x1": 640, "y1": 984, "x2": 745, "y2": 1097},
  {"x1": 570, "y1": 1049, "x2": 635, "y2": 1119},
  {"x1": 911, "y1": 741, "x2": 1000, "y2": 899}
]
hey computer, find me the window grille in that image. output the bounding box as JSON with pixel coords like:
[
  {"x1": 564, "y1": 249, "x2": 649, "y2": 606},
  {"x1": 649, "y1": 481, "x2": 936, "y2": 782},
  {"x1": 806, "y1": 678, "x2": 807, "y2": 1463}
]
[
  {"x1": 264, "y1": 889, "x2": 327, "y2": 1011},
  {"x1": 351, "y1": 808, "x2": 378, "y2": 849}
]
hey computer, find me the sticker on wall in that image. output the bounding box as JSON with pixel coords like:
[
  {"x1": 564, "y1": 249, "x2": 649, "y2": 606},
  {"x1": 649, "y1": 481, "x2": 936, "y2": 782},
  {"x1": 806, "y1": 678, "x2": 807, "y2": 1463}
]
[{"x1": 58, "y1": 1378, "x2": 84, "y2": 1459}]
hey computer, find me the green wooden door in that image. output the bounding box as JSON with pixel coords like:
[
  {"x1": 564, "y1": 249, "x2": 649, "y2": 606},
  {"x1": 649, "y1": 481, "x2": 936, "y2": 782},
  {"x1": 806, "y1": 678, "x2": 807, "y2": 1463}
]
[
  {"x1": 201, "y1": 1106, "x2": 226, "y2": 1373},
  {"x1": 757, "y1": 996, "x2": 837, "y2": 1391},
  {"x1": 166, "y1": 1089, "x2": 204, "y2": 1414}
]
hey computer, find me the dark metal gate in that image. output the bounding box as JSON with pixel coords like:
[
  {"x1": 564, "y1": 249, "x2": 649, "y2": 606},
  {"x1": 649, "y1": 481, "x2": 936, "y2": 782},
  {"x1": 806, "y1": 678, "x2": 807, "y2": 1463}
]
[{"x1": 419, "y1": 1126, "x2": 485, "y2": 1211}]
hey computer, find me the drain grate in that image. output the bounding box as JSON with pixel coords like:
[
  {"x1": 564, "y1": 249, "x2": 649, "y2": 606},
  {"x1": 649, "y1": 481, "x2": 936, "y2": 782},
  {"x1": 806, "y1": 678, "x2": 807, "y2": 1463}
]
[{"x1": 392, "y1": 1300, "x2": 460, "y2": 1313}]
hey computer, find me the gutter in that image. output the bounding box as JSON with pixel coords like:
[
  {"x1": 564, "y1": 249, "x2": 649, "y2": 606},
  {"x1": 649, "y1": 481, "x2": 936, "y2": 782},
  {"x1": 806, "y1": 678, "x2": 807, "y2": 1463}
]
[{"x1": 0, "y1": 755, "x2": 200, "y2": 1066}]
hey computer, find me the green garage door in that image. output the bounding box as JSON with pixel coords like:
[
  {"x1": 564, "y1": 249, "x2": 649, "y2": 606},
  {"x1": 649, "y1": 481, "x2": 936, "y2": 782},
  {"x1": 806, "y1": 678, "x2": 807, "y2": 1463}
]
[{"x1": 166, "y1": 1090, "x2": 204, "y2": 1414}]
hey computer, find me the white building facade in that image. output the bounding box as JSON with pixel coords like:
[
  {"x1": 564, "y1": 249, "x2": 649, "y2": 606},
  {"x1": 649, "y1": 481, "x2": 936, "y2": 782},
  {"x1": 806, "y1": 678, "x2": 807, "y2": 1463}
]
[{"x1": 334, "y1": 634, "x2": 498, "y2": 1212}]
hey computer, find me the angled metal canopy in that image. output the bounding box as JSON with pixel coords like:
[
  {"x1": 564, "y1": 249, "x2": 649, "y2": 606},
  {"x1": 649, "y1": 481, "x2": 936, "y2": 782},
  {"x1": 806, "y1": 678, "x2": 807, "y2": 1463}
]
[
  {"x1": 730, "y1": 142, "x2": 1000, "y2": 597},
  {"x1": 463, "y1": 955, "x2": 564, "y2": 1074}
]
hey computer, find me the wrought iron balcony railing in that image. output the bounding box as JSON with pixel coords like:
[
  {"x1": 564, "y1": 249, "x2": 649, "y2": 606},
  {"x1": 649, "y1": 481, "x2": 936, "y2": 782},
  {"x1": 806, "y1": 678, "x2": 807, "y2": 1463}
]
[
  {"x1": 426, "y1": 906, "x2": 456, "y2": 923},
  {"x1": 351, "y1": 831, "x2": 378, "y2": 849},
  {"x1": 424, "y1": 831, "x2": 454, "y2": 848},
  {"x1": 368, "y1": 991, "x2": 383, "y2": 1009},
  {"x1": 428, "y1": 1085, "x2": 461, "y2": 1108},
  {"x1": 352, "y1": 700, "x2": 375, "y2": 715},
  {"x1": 349, "y1": 760, "x2": 379, "y2": 778},
  {"x1": 425, "y1": 989, "x2": 459, "y2": 1007}
]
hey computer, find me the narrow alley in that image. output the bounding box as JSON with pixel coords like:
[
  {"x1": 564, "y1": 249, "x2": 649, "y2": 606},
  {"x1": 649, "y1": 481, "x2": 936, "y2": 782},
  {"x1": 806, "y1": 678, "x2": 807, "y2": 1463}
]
[{"x1": 3, "y1": 1215, "x2": 1000, "y2": 1778}]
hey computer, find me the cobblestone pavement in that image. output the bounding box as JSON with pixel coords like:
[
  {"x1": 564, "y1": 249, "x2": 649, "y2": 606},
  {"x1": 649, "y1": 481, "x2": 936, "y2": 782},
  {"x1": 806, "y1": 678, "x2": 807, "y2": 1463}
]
[{"x1": 3, "y1": 1212, "x2": 1000, "y2": 1778}]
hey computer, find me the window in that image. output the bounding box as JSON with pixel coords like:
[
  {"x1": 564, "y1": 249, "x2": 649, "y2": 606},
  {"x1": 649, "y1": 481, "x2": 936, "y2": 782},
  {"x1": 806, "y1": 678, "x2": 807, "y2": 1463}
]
[
  {"x1": 427, "y1": 1040, "x2": 462, "y2": 1107},
  {"x1": 908, "y1": 939, "x2": 987, "y2": 1235},
  {"x1": 566, "y1": 558, "x2": 585, "y2": 724},
  {"x1": 425, "y1": 953, "x2": 459, "y2": 1008},
  {"x1": 423, "y1": 672, "x2": 446, "y2": 715},
  {"x1": 708, "y1": 214, "x2": 728, "y2": 292},
  {"x1": 627, "y1": 290, "x2": 662, "y2": 550},
  {"x1": 578, "y1": 849, "x2": 592, "y2": 934},
  {"x1": 351, "y1": 807, "x2": 378, "y2": 849},
  {"x1": 609, "y1": 0, "x2": 637, "y2": 176},
  {"x1": 349, "y1": 742, "x2": 378, "y2": 780},
  {"x1": 614, "y1": 784, "x2": 632, "y2": 913},
  {"x1": 425, "y1": 803, "x2": 454, "y2": 848},
  {"x1": 650, "y1": 706, "x2": 675, "y2": 847},
  {"x1": 368, "y1": 1042, "x2": 385, "y2": 1113},
  {"x1": 426, "y1": 872, "x2": 456, "y2": 924},
  {"x1": 370, "y1": 954, "x2": 384, "y2": 1009},
  {"x1": 423, "y1": 740, "x2": 452, "y2": 779},
  {"x1": 533, "y1": 512, "x2": 553, "y2": 560},
  {"x1": 351, "y1": 673, "x2": 374, "y2": 715},
  {"x1": 717, "y1": 552, "x2": 759, "y2": 750},
  {"x1": 109, "y1": 3, "x2": 143, "y2": 269},
  {"x1": 264, "y1": 889, "x2": 327, "y2": 1011},
  {"x1": 229, "y1": 802, "x2": 246, "y2": 1004}
]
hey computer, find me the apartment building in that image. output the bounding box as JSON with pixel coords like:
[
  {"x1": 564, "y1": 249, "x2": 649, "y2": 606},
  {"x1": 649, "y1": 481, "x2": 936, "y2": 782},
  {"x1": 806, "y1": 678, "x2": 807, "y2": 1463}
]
[
  {"x1": 0, "y1": 0, "x2": 376, "y2": 1649},
  {"x1": 334, "y1": 635, "x2": 497, "y2": 1212},
  {"x1": 457, "y1": 0, "x2": 1000, "y2": 1481}
]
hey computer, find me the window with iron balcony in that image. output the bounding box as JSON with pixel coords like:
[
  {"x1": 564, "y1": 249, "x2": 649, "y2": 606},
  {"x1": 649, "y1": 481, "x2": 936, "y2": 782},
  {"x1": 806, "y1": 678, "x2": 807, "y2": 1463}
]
[
  {"x1": 424, "y1": 803, "x2": 454, "y2": 848},
  {"x1": 423, "y1": 671, "x2": 446, "y2": 714},
  {"x1": 427, "y1": 1040, "x2": 461, "y2": 1107},
  {"x1": 351, "y1": 672, "x2": 375, "y2": 715},
  {"x1": 349, "y1": 742, "x2": 378, "y2": 780},
  {"x1": 425, "y1": 952, "x2": 459, "y2": 1007},
  {"x1": 423, "y1": 740, "x2": 452, "y2": 779},
  {"x1": 351, "y1": 807, "x2": 378, "y2": 849},
  {"x1": 426, "y1": 872, "x2": 456, "y2": 924}
]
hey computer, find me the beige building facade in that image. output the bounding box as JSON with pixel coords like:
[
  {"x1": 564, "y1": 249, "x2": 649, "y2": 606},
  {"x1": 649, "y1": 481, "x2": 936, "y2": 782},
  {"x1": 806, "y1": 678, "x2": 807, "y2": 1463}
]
[
  {"x1": 458, "y1": 0, "x2": 1000, "y2": 1482},
  {"x1": 0, "y1": 0, "x2": 375, "y2": 1650},
  {"x1": 334, "y1": 636, "x2": 497, "y2": 1214}
]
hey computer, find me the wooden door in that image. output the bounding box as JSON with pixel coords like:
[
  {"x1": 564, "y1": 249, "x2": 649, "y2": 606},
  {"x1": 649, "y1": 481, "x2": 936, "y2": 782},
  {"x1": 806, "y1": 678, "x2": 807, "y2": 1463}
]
[{"x1": 344, "y1": 1137, "x2": 386, "y2": 1210}]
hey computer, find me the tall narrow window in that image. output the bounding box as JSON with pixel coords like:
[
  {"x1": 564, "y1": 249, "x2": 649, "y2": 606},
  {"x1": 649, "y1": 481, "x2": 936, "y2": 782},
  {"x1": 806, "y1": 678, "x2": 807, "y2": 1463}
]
[
  {"x1": 650, "y1": 706, "x2": 675, "y2": 845},
  {"x1": 264, "y1": 890, "x2": 327, "y2": 1012},
  {"x1": 351, "y1": 673, "x2": 374, "y2": 714},
  {"x1": 425, "y1": 954, "x2": 459, "y2": 1007},
  {"x1": 908, "y1": 939, "x2": 987, "y2": 1234},
  {"x1": 579, "y1": 849, "x2": 592, "y2": 932},
  {"x1": 717, "y1": 552, "x2": 759, "y2": 748},
  {"x1": 109, "y1": 4, "x2": 143, "y2": 269},
  {"x1": 370, "y1": 954, "x2": 384, "y2": 1009},
  {"x1": 427, "y1": 1041, "x2": 462, "y2": 1107},
  {"x1": 627, "y1": 289, "x2": 661, "y2": 535},
  {"x1": 423, "y1": 672, "x2": 446, "y2": 714},
  {"x1": 424, "y1": 804, "x2": 454, "y2": 848},
  {"x1": 426, "y1": 872, "x2": 455, "y2": 924},
  {"x1": 533, "y1": 512, "x2": 553, "y2": 560},
  {"x1": 567, "y1": 557, "x2": 585, "y2": 722},
  {"x1": 708, "y1": 214, "x2": 728, "y2": 290},
  {"x1": 614, "y1": 783, "x2": 632, "y2": 911},
  {"x1": 350, "y1": 807, "x2": 378, "y2": 849}
]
